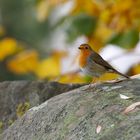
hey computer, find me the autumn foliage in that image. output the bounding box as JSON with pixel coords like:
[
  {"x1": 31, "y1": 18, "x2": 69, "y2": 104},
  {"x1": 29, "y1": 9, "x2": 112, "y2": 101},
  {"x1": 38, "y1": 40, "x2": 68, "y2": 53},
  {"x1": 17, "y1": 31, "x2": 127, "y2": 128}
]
[{"x1": 0, "y1": 0, "x2": 140, "y2": 82}]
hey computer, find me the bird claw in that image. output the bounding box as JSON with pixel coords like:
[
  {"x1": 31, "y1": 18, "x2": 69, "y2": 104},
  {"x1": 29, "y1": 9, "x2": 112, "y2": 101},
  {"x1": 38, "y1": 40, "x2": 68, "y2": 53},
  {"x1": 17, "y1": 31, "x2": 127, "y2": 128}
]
[
  {"x1": 81, "y1": 82, "x2": 100, "y2": 91},
  {"x1": 81, "y1": 78, "x2": 129, "y2": 91}
]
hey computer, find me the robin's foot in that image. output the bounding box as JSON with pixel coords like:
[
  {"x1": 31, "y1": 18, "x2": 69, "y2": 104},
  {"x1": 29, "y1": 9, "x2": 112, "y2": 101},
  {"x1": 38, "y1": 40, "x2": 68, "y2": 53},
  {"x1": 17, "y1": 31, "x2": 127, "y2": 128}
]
[
  {"x1": 81, "y1": 82, "x2": 100, "y2": 91},
  {"x1": 81, "y1": 84, "x2": 91, "y2": 91}
]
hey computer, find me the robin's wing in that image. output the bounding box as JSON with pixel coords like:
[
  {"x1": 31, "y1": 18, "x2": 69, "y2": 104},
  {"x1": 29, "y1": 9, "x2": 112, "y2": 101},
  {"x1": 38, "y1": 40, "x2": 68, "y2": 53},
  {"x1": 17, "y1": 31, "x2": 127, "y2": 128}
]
[
  {"x1": 89, "y1": 52, "x2": 129, "y2": 78},
  {"x1": 89, "y1": 52, "x2": 114, "y2": 71}
]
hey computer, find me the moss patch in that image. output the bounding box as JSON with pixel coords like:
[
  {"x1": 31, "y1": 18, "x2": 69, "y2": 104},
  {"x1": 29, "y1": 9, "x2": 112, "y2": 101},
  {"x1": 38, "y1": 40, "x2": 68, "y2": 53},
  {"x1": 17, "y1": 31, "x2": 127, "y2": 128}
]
[{"x1": 16, "y1": 102, "x2": 30, "y2": 118}]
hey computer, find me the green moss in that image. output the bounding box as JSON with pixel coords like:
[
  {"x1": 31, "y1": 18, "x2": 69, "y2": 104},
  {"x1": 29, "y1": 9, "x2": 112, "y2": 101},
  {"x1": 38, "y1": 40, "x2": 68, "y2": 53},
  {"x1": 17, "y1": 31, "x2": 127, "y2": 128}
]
[
  {"x1": 0, "y1": 121, "x2": 3, "y2": 133},
  {"x1": 16, "y1": 102, "x2": 30, "y2": 118},
  {"x1": 8, "y1": 119, "x2": 14, "y2": 126}
]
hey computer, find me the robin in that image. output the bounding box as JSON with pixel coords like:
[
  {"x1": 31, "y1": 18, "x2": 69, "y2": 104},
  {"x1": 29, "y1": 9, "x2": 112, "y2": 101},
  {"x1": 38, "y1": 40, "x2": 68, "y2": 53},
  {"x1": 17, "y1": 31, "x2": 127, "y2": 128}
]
[{"x1": 78, "y1": 44, "x2": 129, "y2": 83}]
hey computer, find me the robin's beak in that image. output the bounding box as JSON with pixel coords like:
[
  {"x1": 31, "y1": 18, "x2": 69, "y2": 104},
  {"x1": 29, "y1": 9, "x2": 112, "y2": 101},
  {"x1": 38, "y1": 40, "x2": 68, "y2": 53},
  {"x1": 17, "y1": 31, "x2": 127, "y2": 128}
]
[{"x1": 78, "y1": 46, "x2": 82, "y2": 49}]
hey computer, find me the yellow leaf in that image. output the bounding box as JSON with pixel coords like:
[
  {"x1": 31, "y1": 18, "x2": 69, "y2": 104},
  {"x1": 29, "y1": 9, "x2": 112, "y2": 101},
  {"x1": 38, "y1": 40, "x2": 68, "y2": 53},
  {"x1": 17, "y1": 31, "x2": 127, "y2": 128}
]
[
  {"x1": 36, "y1": 0, "x2": 50, "y2": 22},
  {"x1": 72, "y1": 0, "x2": 101, "y2": 16},
  {"x1": 35, "y1": 50, "x2": 67, "y2": 79},
  {"x1": 0, "y1": 38, "x2": 17, "y2": 61},
  {"x1": 59, "y1": 74, "x2": 86, "y2": 84},
  {"x1": 100, "y1": 9, "x2": 111, "y2": 23},
  {"x1": 112, "y1": 0, "x2": 132, "y2": 14},
  {"x1": 96, "y1": 0, "x2": 140, "y2": 32},
  {"x1": 7, "y1": 50, "x2": 39, "y2": 74},
  {"x1": 35, "y1": 57, "x2": 61, "y2": 79},
  {"x1": 132, "y1": 64, "x2": 140, "y2": 75},
  {"x1": 98, "y1": 73, "x2": 119, "y2": 82}
]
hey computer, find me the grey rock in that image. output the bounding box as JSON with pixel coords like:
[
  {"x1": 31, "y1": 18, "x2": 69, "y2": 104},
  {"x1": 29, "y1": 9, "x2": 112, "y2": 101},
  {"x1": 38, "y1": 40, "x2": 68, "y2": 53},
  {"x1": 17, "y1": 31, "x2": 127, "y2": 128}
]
[
  {"x1": 0, "y1": 79, "x2": 140, "y2": 140},
  {"x1": 0, "y1": 81, "x2": 82, "y2": 131}
]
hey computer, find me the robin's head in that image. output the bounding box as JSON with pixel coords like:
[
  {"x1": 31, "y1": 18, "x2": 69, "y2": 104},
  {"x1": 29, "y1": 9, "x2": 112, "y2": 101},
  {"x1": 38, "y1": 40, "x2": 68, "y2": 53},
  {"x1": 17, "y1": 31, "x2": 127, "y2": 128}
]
[{"x1": 78, "y1": 44, "x2": 92, "y2": 52}]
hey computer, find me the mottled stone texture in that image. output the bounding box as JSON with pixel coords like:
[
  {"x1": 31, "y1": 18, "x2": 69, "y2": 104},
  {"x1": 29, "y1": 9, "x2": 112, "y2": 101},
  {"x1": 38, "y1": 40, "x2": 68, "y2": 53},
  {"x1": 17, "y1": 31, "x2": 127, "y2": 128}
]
[
  {"x1": 0, "y1": 81, "x2": 82, "y2": 131},
  {"x1": 0, "y1": 79, "x2": 140, "y2": 140}
]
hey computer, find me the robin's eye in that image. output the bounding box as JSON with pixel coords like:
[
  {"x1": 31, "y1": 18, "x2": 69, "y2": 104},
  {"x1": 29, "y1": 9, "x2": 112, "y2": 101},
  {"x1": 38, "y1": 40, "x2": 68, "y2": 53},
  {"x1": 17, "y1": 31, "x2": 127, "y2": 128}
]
[{"x1": 85, "y1": 47, "x2": 88, "y2": 49}]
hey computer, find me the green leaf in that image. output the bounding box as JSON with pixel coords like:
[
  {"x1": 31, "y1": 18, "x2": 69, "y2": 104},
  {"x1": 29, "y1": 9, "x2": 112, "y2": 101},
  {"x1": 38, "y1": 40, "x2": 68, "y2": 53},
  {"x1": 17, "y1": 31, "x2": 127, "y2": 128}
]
[
  {"x1": 65, "y1": 13, "x2": 97, "y2": 42},
  {"x1": 107, "y1": 29, "x2": 139, "y2": 49},
  {"x1": 83, "y1": 75, "x2": 92, "y2": 83}
]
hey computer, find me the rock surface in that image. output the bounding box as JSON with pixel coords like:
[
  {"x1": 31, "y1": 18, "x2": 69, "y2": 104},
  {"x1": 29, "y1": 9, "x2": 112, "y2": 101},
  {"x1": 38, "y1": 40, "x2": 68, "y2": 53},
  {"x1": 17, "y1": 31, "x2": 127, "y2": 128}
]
[
  {"x1": 0, "y1": 79, "x2": 140, "y2": 140},
  {"x1": 0, "y1": 81, "x2": 82, "y2": 131}
]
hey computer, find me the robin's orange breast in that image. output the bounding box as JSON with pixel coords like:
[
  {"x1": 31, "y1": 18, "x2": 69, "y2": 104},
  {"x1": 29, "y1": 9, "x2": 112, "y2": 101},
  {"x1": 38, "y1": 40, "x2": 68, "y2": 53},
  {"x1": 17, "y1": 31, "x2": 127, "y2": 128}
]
[{"x1": 79, "y1": 51, "x2": 92, "y2": 68}]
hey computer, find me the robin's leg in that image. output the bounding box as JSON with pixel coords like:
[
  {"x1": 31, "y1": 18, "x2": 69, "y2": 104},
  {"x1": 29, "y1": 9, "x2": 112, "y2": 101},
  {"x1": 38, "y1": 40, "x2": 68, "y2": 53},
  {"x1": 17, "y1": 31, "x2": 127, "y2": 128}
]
[
  {"x1": 82, "y1": 77, "x2": 100, "y2": 91},
  {"x1": 81, "y1": 79, "x2": 93, "y2": 91},
  {"x1": 90, "y1": 77, "x2": 101, "y2": 88},
  {"x1": 89, "y1": 78, "x2": 97, "y2": 87}
]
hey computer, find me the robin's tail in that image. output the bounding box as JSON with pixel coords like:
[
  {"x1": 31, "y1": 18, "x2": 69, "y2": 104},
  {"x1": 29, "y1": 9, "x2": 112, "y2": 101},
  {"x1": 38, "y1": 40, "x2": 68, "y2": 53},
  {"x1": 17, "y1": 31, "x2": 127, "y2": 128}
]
[{"x1": 113, "y1": 69, "x2": 130, "y2": 79}]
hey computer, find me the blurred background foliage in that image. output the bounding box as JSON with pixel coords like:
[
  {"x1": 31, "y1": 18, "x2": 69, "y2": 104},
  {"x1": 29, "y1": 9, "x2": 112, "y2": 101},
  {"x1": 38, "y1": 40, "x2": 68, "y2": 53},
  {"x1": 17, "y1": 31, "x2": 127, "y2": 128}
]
[{"x1": 0, "y1": 0, "x2": 140, "y2": 83}]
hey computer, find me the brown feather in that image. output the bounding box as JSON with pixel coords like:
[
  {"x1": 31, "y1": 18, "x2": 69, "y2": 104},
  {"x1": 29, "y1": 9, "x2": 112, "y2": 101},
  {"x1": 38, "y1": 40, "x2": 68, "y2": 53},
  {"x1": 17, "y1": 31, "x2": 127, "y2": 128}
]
[{"x1": 89, "y1": 52, "x2": 129, "y2": 79}]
